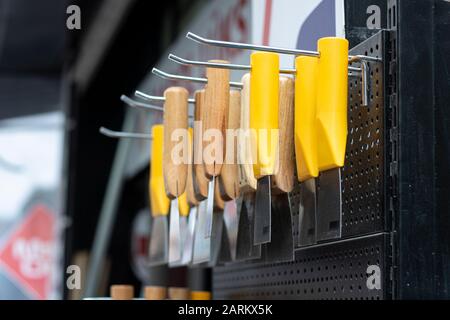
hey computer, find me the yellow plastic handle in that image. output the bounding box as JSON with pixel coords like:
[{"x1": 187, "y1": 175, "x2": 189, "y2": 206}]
[
  {"x1": 250, "y1": 52, "x2": 279, "y2": 178},
  {"x1": 150, "y1": 125, "x2": 170, "y2": 217},
  {"x1": 295, "y1": 56, "x2": 319, "y2": 182},
  {"x1": 316, "y1": 37, "x2": 349, "y2": 171}
]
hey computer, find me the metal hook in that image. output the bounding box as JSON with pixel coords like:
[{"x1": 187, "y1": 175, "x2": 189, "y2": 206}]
[
  {"x1": 186, "y1": 32, "x2": 382, "y2": 63},
  {"x1": 151, "y1": 68, "x2": 243, "y2": 89},
  {"x1": 186, "y1": 32, "x2": 318, "y2": 57},
  {"x1": 99, "y1": 127, "x2": 152, "y2": 140},
  {"x1": 360, "y1": 60, "x2": 370, "y2": 107},
  {"x1": 168, "y1": 54, "x2": 296, "y2": 74},
  {"x1": 169, "y1": 53, "x2": 360, "y2": 75},
  {"x1": 120, "y1": 95, "x2": 164, "y2": 112},
  {"x1": 134, "y1": 90, "x2": 196, "y2": 104}
]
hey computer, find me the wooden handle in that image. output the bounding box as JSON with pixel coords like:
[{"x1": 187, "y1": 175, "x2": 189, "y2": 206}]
[
  {"x1": 219, "y1": 90, "x2": 241, "y2": 200},
  {"x1": 214, "y1": 177, "x2": 225, "y2": 210},
  {"x1": 193, "y1": 90, "x2": 209, "y2": 200},
  {"x1": 203, "y1": 60, "x2": 230, "y2": 178},
  {"x1": 273, "y1": 76, "x2": 295, "y2": 193},
  {"x1": 110, "y1": 285, "x2": 133, "y2": 300},
  {"x1": 238, "y1": 73, "x2": 257, "y2": 192},
  {"x1": 163, "y1": 87, "x2": 189, "y2": 198},
  {"x1": 144, "y1": 286, "x2": 167, "y2": 300},
  {"x1": 168, "y1": 287, "x2": 190, "y2": 300}
]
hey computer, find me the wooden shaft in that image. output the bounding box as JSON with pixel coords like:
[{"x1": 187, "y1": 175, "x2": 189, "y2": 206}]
[
  {"x1": 110, "y1": 285, "x2": 133, "y2": 300},
  {"x1": 163, "y1": 87, "x2": 189, "y2": 198},
  {"x1": 203, "y1": 60, "x2": 230, "y2": 178},
  {"x1": 273, "y1": 76, "x2": 295, "y2": 193},
  {"x1": 193, "y1": 90, "x2": 209, "y2": 200},
  {"x1": 219, "y1": 90, "x2": 241, "y2": 200}
]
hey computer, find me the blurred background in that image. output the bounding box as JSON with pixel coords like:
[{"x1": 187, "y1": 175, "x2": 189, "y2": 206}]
[{"x1": 0, "y1": 0, "x2": 209, "y2": 299}]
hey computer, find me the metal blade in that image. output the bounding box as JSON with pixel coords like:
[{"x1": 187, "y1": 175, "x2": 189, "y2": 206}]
[
  {"x1": 316, "y1": 168, "x2": 342, "y2": 241},
  {"x1": 204, "y1": 178, "x2": 215, "y2": 238},
  {"x1": 236, "y1": 193, "x2": 261, "y2": 261},
  {"x1": 218, "y1": 218, "x2": 232, "y2": 264},
  {"x1": 148, "y1": 216, "x2": 169, "y2": 266},
  {"x1": 192, "y1": 200, "x2": 211, "y2": 264},
  {"x1": 298, "y1": 178, "x2": 317, "y2": 246},
  {"x1": 246, "y1": 195, "x2": 262, "y2": 259},
  {"x1": 208, "y1": 209, "x2": 224, "y2": 267},
  {"x1": 223, "y1": 199, "x2": 240, "y2": 261},
  {"x1": 181, "y1": 207, "x2": 197, "y2": 265},
  {"x1": 254, "y1": 176, "x2": 272, "y2": 245},
  {"x1": 263, "y1": 193, "x2": 294, "y2": 263},
  {"x1": 171, "y1": 214, "x2": 188, "y2": 267},
  {"x1": 168, "y1": 198, "x2": 182, "y2": 266}
]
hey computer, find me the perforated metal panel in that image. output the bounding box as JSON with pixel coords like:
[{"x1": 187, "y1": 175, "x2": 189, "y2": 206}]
[
  {"x1": 342, "y1": 31, "x2": 386, "y2": 237},
  {"x1": 213, "y1": 233, "x2": 389, "y2": 300}
]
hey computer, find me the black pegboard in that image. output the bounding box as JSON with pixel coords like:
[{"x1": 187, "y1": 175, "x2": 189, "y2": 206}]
[
  {"x1": 342, "y1": 31, "x2": 386, "y2": 237},
  {"x1": 213, "y1": 233, "x2": 389, "y2": 300}
]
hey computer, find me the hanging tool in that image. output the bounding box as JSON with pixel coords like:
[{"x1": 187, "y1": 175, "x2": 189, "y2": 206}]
[
  {"x1": 149, "y1": 125, "x2": 171, "y2": 266},
  {"x1": 263, "y1": 75, "x2": 295, "y2": 263},
  {"x1": 214, "y1": 89, "x2": 241, "y2": 264},
  {"x1": 315, "y1": 38, "x2": 348, "y2": 242},
  {"x1": 181, "y1": 128, "x2": 198, "y2": 265},
  {"x1": 192, "y1": 90, "x2": 211, "y2": 264},
  {"x1": 294, "y1": 56, "x2": 319, "y2": 246},
  {"x1": 250, "y1": 52, "x2": 279, "y2": 245},
  {"x1": 163, "y1": 87, "x2": 189, "y2": 266},
  {"x1": 202, "y1": 60, "x2": 230, "y2": 242},
  {"x1": 235, "y1": 73, "x2": 260, "y2": 261}
]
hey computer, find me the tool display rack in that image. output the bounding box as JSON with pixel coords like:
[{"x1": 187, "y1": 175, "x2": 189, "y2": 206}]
[{"x1": 212, "y1": 0, "x2": 450, "y2": 300}]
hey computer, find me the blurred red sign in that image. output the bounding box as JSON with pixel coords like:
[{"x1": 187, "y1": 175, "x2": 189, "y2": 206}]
[{"x1": 0, "y1": 205, "x2": 55, "y2": 300}]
